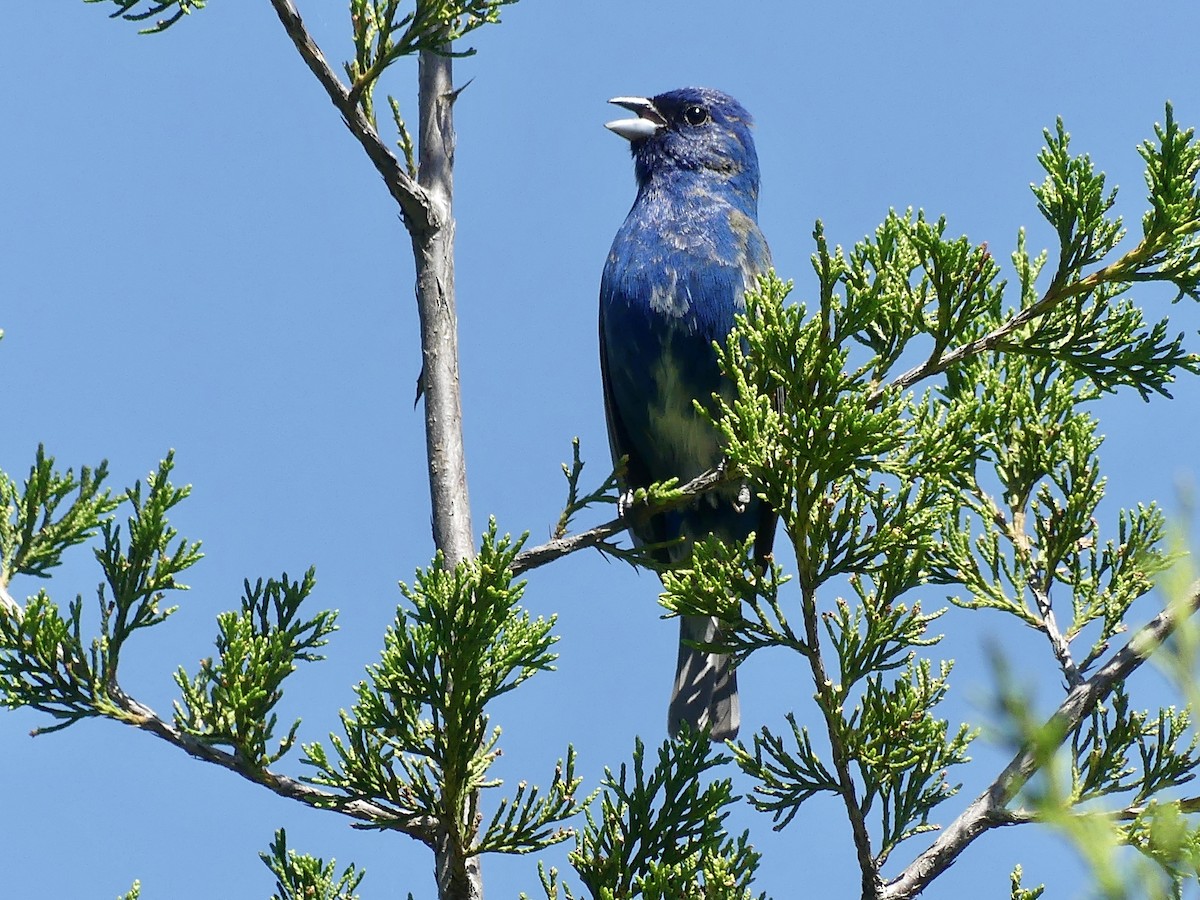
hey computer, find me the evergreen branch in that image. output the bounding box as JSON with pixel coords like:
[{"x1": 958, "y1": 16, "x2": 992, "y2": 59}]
[
  {"x1": 345, "y1": 0, "x2": 515, "y2": 118},
  {"x1": 881, "y1": 582, "x2": 1200, "y2": 900},
  {"x1": 1, "y1": 446, "x2": 118, "y2": 603},
  {"x1": 261, "y1": 829, "x2": 366, "y2": 900},
  {"x1": 561, "y1": 731, "x2": 766, "y2": 900},
  {"x1": 661, "y1": 535, "x2": 802, "y2": 657},
  {"x1": 173, "y1": 569, "x2": 336, "y2": 767},
  {"x1": 0, "y1": 591, "x2": 103, "y2": 730},
  {"x1": 301, "y1": 523, "x2": 571, "y2": 879},
  {"x1": 388, "y1": 95, "x2": 418, "y2": 177},
  {"x1": 876, "y1": 106, "x2": 1200, "y2": 405},
  {"x1": 552, "y1": 439, "x2": 619, "y2": 541},
  {"x1": 95, "y1": 455, "x2": 201, "y2": 683},
  {"x1": 734, "y1": 714, "x2": 840, "y2": 828},
  {"x1": 877, "y1": 243, "x2": 1157, "y2": 403},
  {"x1": 1006, "y1": 492, "x2": 1085, "y2": 687},
  {"x1": 1010, "y1": 864, "x2": 1046, "y2": 900},
  {"x1": 475, "y1": 749, "x2": 588, "y2": 854}
]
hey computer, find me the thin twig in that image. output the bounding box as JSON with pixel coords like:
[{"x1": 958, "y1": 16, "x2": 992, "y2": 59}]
[
  {"x1": 801, "y1": 579, "x2": 880, "y2": 899},
  {"x1": 1030, "y1": 580, "x2": 1084, "y2": 687},
  {"x1": 881, "y1": 583, "x2": 1200, "y2": 900}
]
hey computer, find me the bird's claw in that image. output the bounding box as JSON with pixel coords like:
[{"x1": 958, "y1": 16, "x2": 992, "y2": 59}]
[{"x1": 618, "y1": 488, "x2": 637, "y2": 519}]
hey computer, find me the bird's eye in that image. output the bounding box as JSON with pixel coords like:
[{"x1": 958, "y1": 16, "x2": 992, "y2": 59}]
[{"x1": 682, "y1": 105, "x2": 709, "y2": 126}]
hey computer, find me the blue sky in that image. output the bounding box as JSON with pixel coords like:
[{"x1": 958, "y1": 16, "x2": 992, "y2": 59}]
[{"x1": 4, "y1": 2, "x2": 1200, "y2": 897}]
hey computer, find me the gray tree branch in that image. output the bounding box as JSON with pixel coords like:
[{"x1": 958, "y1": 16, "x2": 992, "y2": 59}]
[
  {"x1": 266, "y1": 0, "x2": 439, "y2": 235},
  {"x1": 882, "y1": 583, "x2": 1200, "y2": 900},
  {"x1": 415, "y1": 47, "x2": 474, "y2": 569},
  {"x1": 265, "y1": 1, "x2": 475, "y2": 564},
  {"x1": 266, "y1": 5, "x2": 478, "y2": 896}
]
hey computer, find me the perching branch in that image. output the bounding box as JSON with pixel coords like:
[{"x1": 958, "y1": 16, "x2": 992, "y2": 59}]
[
  {"x1": 511, "y1": 466, "x2": 732, "y2": 576},
  {"x1": 882, "y1": 582, "x2": 1200, "y2": 900}
]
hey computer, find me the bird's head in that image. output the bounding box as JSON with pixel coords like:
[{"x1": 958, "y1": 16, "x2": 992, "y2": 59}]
[{"x1": 605, "y1": 87, "x2": 760, "y2": 198}]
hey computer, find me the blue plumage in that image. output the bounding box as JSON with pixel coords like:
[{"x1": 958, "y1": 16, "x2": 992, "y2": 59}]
[{"x1": 599, "y1": 88, "x2": 774, "y2": 740}]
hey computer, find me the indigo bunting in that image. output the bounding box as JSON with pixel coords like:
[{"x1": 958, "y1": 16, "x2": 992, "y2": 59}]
[{"x1": 599, "y1": 88, "x2": 774, "y2": 741}]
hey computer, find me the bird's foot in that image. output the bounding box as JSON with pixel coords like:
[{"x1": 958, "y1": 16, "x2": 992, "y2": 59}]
[
  {"x1": 734, "y1": 481, "x2": 751, "y2": 514},
  {"x1": 618, "y1": 488, "x2": 637, "y2": 519}
]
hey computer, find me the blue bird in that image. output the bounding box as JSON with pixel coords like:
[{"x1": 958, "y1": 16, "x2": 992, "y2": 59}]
[{"x1": 599, "y1": 88, "x2": 775, "y2": 741}]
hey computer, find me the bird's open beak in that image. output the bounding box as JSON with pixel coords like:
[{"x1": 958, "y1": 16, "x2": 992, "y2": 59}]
[{"x1": 605, "y1": 96, "x2": 666, "y2": 142}]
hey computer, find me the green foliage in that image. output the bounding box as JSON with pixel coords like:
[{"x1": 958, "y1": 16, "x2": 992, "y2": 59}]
[
  {"x1": 0, "y1": 448, "x2": 586, "y2": 890},
  {"x1": 0, "y1": 445, "x2": 118, "y2": 585},
  {"x1": 0, "y1": 455, "x2": 200, "y2": 732},
  {"x1": 1138, "y1": 106, "x2": 1200, "y2": 298},
  {"x1": 13, "y1": 12, "x2": 1200, "y2": 895},
  {"x1": 661, "y1": 535, "x2": 802, "y2": 657},
  {"x1": 174, "y1": 569, "x2": 336, "y2": 767},
  {"x1": 532, "y1": 731, "x2": 766, "y2": 900},
  {"x1": 1121, "y1": 802, "x2": 1200, "y2": 893},
  {"x1": 117, "y1": 881, "x2": 142, "y2": 900},
  {"x1": 640, "y1": 104, "x2": 1200, "y2": 895},
  {"x1": 347, "y1": 0, "x2": 518, "y2": 127},
  {"x1": 993, "y1": 669, "x2": 1200, "y2": 899},
  {"x1": 1009, "y1": 865, "x2": 1044, "y2": 900},
  {"x1": 303, "y1": 520, "x2": 585, "y2": 855},
  {"x1": 261, "y1": 829, "x2": 366, "y2": 900},
  {"x1": 95, "y1": 454, "x2": 203, "y2": 676},
  {"x1": 1072, "y1": 687, "x2": 1200, "y2": 806}
]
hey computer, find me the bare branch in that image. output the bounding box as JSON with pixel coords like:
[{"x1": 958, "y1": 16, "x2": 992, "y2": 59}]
[
  {"x1": 882, "y1": 582, "x2": 1200, "y2": 900},
  {"x1": 266, "y1": 0, "x2": 474, "y2": 568},
  {"x1": 414, "y1": 47, "x2": 474, "y2": 568},
  {"x1": 265, "y1": 0, "x2": 439, "y2": 234}
]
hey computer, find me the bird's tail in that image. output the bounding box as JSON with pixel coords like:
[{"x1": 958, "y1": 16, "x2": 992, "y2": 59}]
[{"x1": 668, "y1": 614, "x2": 739, "y2": 741}]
